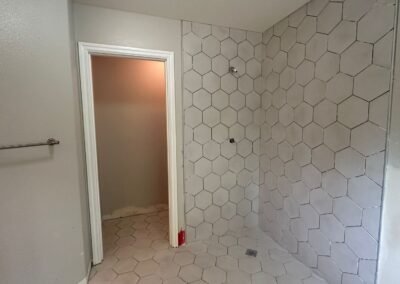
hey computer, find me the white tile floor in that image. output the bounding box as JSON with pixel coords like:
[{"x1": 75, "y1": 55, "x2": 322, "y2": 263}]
[{"x1": 89, "y1": 211, "x2": 327, "y2": 284}]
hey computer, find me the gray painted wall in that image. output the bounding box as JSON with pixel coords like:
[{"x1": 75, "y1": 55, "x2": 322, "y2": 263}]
[
  {"x1": 0, "y1": 0, "x2": 90, "y2": 283},
  {"x1": 72, "y1": 3, "x2": 185, "y2": 228},
  {"x1": 259, "y1": 0, "x2": 396, "y2": 283}
]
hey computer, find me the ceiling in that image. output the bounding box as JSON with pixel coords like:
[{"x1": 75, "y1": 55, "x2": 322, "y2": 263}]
[{"x1": 73, "y1": 0, "x2": 310, "y2": 32}]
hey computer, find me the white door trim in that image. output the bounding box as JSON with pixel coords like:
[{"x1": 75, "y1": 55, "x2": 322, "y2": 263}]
[{"x1": 78, "y1": 42, "x2": 179, "y2": 265}]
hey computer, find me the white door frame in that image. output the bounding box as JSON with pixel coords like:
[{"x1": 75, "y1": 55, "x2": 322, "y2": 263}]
[{"x1": 78, "y1": 42, "x2": 179, "y2": 264}]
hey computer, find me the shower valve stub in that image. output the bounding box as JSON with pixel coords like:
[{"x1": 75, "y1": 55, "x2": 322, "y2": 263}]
[{"x1": 229, "y1": 66, "x2": 238, "y2": 74}]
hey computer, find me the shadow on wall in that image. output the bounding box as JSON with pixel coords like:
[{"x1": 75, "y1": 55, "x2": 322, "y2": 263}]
[{"x1": 91, "y1": 56, "x2": 168, "y2": 218}]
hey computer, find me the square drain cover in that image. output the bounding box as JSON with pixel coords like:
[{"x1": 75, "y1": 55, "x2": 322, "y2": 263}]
[{"x1": 245, "y1": 249, "x2": 257, "y2": 257}]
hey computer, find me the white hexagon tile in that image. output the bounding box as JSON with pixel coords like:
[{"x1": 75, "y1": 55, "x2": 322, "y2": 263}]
[
  {"x1": 183, "y1": 20, "x2": 263, "y2": 243},
  {"x1": 181, "y1": 1, "x2": 395, "y2": 283},
  {"x1": 259, "y1": 0, "x2": 395, "y2": 284},
  {"x1": 90, "y1": 210, "x2": 331, "y2": 284}
]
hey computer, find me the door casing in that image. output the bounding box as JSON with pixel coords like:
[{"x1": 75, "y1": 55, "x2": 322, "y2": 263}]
[{"x1": 78, "y1": 42, "x2": 179, "y2": 264}]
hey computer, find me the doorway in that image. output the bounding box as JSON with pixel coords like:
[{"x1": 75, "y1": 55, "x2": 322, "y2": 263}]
[{"x1": 78, "y1": 42, "x2": 179, "y2": 265}]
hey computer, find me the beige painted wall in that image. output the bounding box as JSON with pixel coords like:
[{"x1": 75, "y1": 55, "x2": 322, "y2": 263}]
[
  {"x1": 0, "y1": 1, "x2": 90, "y2": 283},
  {"x1": 73, "y1": 3, "x2": 185, "y2": 228},
  {"x1": 92, "y1": 56, "x2": 168, "y2": 216}
]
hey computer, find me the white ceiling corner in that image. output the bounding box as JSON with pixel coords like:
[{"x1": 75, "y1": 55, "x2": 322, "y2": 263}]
[{"x1": 73, "y1": 0, "x2": 310, "y2": 32}]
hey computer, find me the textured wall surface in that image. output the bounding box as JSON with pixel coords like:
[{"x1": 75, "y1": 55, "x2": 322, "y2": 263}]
[
  {"x1": 0, "y1": 1, "x2": 90, "y2": 283},
  {"x1": 182, "y1": 21, "x2": 264, "y2": 241},
  {"x1": 259, "y1": 0, "x2": 396, "y2": 283}
]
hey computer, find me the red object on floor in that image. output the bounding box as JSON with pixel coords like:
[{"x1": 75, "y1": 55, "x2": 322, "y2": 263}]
[{"x1": 178, "y1": 229, "x2": 185, "y2": 246}]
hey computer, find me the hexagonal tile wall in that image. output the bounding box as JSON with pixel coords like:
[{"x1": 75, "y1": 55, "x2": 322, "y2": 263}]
[
  {"x1": 259, "y1": 1, "x2": 394, "y2": 284},
  {"x1": 182, "y1": 1, "x2": 393, "y2": 283},
  {"x1": 183, "y1": 21, "x2": 263, "y2": 243}
]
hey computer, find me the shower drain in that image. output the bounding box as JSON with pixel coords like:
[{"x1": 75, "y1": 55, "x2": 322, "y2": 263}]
[{"x1": 245, "y1": 249, "x2": 258, "y2": 257}]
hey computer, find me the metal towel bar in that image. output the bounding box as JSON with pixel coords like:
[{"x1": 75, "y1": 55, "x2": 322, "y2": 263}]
[{"x1": 0, "y1": 138, "x2": 60, "y2": 150}]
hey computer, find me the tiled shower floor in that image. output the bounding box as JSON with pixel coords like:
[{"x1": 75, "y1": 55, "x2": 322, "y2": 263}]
[{"x1": 89, "y1": 211, "x2": 327, "y2": 284}]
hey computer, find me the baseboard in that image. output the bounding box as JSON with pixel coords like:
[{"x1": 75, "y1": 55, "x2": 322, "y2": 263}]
[
  {"x1": 102, "y1": 204, "x2": 168, "y2": 220},
  {"x1": 77, "y1": 262, "x2": 92, "y2": 284}
]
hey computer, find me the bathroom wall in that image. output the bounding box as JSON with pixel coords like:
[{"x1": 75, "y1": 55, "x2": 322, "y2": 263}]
[
  {"x1": 73, "y1": 3, "x2": 397, "y2": 283},
  {"x1": 92, "y1": 56, "x2": 168, "y2": 217},
  {"x1": 0, "y1": 1, "x2": 90, "y2": 283},
  {"x1": 182, "y1": 21, "x2": 264, "y2": 241},
  {"x1": 259, "y1": 0, "x2": 396, "y2": 283}
]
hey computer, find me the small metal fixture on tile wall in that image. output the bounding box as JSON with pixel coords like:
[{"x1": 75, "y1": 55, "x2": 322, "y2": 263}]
[
  {"x1": 229, "y1": 66, "x2": 238, "y2": 74},
  {"x1": 245, "y1": 249, "x2": 258, "y2": 257}
]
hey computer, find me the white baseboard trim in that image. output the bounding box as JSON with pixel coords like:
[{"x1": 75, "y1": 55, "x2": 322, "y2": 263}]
[
  {"x1": 77, "y1": 262, "x2": 92, "y2": 284},
  {"x1": 102, "y1": 204, "x2": 168, "y2": 221}
]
